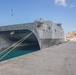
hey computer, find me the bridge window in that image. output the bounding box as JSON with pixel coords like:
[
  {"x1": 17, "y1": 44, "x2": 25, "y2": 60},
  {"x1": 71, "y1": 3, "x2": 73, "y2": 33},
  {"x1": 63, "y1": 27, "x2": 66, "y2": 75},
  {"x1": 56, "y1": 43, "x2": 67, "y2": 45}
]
[
  {"x1": 48, "y1": 27, "x2": 51, "y2": 30},
  {"x1": 54, "y1": 29, "x2": 56, "y2": 33},
  {"x1": 37, "y1": 24, "x2": 41, "y2": 28}
]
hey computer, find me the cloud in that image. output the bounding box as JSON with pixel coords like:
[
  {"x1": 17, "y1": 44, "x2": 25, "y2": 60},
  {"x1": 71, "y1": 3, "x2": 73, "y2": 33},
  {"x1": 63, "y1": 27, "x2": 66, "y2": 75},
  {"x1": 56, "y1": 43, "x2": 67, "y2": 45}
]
[
  {"x1": 54, "y1": 0, "x2": 67, "y2": 7},
  {"x1": 70, "y1": 4, "x2": 76, "y2": 8}
]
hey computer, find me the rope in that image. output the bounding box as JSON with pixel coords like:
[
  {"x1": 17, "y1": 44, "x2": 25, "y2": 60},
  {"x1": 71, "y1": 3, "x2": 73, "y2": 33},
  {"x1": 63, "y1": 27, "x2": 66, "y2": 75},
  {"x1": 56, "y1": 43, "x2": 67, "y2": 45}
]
[
  {"x1": 0, "y1": 32, "x2": 33, "y2": 61},
  {"x1": 0, "y1": 32, "x2": 32, "y2": 55}
]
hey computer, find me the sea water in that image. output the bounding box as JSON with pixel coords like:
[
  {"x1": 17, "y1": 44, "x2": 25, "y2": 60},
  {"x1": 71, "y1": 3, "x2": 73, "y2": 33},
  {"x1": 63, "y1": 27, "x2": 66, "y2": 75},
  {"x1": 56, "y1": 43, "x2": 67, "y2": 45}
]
[{"x1": 0, "y1": 45, "x2": 39, "y2": 62}]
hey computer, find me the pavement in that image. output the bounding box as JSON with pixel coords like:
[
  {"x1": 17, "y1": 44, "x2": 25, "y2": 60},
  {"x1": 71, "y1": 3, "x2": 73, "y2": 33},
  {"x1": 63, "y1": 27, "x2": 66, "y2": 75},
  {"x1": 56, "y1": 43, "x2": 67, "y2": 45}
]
[{"x1": 0, "y1": 42, "x2": 76, "y2": 75}]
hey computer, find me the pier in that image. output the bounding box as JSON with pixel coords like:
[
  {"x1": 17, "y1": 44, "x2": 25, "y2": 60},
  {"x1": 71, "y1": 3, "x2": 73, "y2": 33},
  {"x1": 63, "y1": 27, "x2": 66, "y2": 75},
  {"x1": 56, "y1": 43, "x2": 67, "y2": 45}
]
[{"x1": 0, "y1": 42, "x2": 76, "y2": 75}]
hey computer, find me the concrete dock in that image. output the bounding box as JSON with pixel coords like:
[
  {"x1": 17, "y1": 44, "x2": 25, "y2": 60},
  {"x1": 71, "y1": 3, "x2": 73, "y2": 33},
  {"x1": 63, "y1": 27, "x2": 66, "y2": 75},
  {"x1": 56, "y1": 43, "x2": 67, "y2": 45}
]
[{"x1": 0, "y1": 42, "x2": 76, "y2": 75}]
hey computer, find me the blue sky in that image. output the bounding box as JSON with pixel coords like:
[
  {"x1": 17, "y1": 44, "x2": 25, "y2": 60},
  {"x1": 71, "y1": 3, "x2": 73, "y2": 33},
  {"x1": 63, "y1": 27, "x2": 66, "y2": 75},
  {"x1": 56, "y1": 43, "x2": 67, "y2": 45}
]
[{"x1": 0, "y1": 0, "x2": 76, "y2": 33}]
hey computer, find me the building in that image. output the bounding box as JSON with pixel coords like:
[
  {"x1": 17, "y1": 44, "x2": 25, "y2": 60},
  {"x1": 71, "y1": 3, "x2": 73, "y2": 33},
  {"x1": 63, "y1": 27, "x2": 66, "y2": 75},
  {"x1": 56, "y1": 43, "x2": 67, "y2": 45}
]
[{"x1": 66, "y1": 31, "x2": 76, "y2": 41}]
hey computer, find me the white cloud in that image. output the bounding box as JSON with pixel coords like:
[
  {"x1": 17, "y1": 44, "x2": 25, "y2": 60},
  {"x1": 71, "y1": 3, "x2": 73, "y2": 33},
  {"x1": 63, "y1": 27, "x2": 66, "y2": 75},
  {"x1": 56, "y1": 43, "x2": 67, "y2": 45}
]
[
  {"x1": 70, "y1": 4, "x2": 76, "y2": 8},
  {"x1": 54, "y1": 0, "x2": 67, "y2": 7}
]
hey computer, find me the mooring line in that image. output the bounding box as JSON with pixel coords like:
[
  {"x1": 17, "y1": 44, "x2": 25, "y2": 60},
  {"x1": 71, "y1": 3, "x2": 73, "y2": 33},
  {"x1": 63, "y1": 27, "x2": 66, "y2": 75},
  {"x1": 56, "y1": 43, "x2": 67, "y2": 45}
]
[
  {"x1": 0, "y1": 32, "x2": 33, "y2": 55},
  {"x1": 0, "y1": 32, "x2": 33, "y2": 61}
]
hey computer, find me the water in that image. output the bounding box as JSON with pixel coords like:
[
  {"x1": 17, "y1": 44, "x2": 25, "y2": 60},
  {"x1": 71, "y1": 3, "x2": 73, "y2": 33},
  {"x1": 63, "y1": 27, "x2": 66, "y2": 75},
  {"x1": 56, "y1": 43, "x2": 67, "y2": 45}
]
[{"x1": 0, "y1": 45, "x2": 39, "y2": 62}]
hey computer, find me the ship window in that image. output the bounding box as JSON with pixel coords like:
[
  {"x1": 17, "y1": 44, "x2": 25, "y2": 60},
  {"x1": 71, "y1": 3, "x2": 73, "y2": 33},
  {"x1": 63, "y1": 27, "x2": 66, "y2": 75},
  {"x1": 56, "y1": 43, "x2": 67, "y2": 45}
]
[
  {"x1": 48, "y1": 27, "x2": 50, "y2": 30},
  {"x1": 37, "y1": 24, "x2": 41, "y2": 28},
  {"x1": 54, "y1": 29, "x2": 56, "y2": 33}
]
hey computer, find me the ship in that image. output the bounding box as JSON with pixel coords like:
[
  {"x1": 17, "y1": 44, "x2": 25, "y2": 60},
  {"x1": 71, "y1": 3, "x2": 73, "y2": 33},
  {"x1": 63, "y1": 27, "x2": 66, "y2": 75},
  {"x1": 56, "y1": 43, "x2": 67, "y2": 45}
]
[{"x1": 0, "y1": 18, "x2": 64, "y2": 49}]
